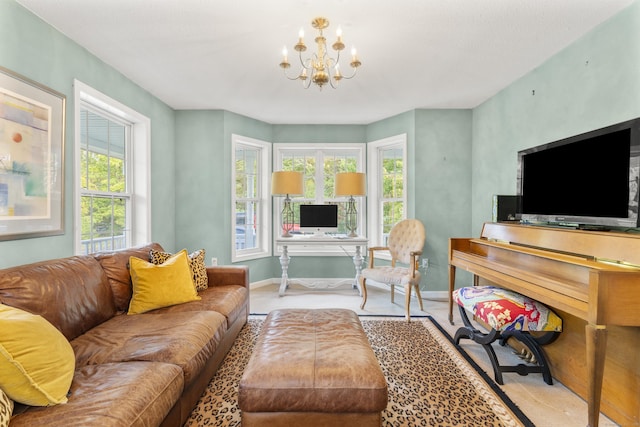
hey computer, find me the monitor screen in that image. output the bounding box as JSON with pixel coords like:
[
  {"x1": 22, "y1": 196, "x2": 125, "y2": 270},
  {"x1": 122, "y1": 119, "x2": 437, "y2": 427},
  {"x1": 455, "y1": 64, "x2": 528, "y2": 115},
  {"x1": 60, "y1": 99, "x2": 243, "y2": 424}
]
[{"x1": 299, "y1": 204, "x2": 338, "y2": 234}]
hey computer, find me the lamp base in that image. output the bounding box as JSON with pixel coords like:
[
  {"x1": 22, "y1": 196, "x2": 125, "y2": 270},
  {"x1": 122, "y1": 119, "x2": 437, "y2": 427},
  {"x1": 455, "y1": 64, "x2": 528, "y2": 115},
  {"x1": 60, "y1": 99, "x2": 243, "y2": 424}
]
[{"x1": 345, "y1": 196, "x2": 358, "y2": 238}]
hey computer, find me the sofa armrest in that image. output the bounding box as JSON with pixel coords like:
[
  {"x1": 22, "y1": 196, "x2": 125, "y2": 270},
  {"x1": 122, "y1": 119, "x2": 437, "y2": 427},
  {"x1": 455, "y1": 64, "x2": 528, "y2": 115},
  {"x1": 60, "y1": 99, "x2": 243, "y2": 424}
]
[{"x1": 206, "y1": 265, "x2": 249, "y2": 289}]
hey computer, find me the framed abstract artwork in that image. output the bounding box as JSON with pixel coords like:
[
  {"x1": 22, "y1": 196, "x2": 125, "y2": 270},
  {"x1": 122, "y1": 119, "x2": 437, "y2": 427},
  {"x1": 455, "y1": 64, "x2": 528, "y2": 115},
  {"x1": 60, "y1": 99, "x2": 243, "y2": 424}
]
[{"x1": 0, "y1": 66, "x2": 66, "y2": 240}]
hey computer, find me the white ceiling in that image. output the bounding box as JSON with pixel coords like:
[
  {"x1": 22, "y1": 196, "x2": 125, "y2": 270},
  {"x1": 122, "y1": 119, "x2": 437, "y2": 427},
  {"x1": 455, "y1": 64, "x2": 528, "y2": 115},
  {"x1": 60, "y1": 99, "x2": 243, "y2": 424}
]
[{"x1": 16, "y1": 0, "x2": 635, "y2": 124}]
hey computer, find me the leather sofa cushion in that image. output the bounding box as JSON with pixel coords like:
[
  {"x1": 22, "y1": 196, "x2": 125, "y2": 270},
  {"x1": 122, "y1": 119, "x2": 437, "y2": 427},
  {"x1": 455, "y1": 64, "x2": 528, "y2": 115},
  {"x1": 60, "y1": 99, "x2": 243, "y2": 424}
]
[
  {"x1": 9, "y1": 362, "x2": 183, "y2": 427},
  {"x1": 0, "y1": 256, "x2": 116, "y2": 341},
  {"x1": 72, "y1": 310, "x2": 226, "y2": 387},
  {"x1": 150, "y1": 284, "x2": 248, "y2": 329},
  {"x1": 93, "y1": 243, "x2": 164, "y2": 313}
]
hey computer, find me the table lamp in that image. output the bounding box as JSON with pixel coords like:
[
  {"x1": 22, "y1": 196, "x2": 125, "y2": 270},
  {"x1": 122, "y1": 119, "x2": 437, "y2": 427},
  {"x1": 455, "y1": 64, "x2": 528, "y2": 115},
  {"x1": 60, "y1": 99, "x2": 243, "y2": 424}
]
[
  {"x1": 335, "y1": 172, "x2": 366, "y2": 237},
  {"x1": 272, "y1": 171, "x2": 304, "y2": 237}
]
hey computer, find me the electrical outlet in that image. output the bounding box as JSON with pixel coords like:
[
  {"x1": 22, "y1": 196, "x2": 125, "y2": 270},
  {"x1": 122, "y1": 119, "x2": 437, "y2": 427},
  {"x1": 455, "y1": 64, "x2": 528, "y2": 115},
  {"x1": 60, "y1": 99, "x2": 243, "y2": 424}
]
[
  {"x1": 421, "y1": 258, "x2": 429, "y2": 270},
  {"x1": 210, "y1": 257, "x2": 218, "y2": 266}
]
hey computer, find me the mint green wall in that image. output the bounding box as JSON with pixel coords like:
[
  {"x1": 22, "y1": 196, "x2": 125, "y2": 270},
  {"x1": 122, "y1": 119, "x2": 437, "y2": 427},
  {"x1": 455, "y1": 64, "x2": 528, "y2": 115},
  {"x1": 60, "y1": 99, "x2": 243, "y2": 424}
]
[
  {"x1": 174, "y1": 110, "x2": 225, "y2": 257},
  {"x1": 0, "y1": 1, "x2": 176, "y2": 268},
  {"x1": 471, "y1": 1, "x2": 640, "y2": 235},
  {"x1": 414, "y1": 110, "x2": 472, "y2": 291},
  {"x1": 273, "y1": 124, "x2": 366, "y2": 143}
]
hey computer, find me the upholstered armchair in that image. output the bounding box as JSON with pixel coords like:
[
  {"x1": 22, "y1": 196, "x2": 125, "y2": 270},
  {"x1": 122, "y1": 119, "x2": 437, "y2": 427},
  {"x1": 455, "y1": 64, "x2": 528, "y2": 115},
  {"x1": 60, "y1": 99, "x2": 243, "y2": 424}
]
[{"x1": 359, "y1": 219, "x2": 426, "y2": 321}]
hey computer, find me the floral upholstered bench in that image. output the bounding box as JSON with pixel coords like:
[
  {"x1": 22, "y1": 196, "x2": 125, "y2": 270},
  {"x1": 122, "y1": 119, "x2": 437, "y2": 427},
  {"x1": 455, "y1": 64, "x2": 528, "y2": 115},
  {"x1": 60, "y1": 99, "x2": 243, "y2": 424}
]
[{"x1": 452, "y1": 286, "x2": 562, "y2": 385}]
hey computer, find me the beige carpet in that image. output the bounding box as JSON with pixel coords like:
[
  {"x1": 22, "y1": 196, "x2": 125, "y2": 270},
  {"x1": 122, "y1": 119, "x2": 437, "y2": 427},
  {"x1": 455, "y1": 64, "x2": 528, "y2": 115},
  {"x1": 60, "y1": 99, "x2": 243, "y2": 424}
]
[{"x1": 186, "y1": 317, "x2": 532, "y2": 427}]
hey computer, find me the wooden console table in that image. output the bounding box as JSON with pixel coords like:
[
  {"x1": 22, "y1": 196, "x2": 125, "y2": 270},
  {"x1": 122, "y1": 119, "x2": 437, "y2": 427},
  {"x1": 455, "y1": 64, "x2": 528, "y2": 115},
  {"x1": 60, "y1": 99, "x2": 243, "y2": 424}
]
[
  {"x1": 275, "y1": 235, "x2": 368, "y2": 296},
  {"x1": 448, "y1": 222, "x2": 640, "y2": 427}
]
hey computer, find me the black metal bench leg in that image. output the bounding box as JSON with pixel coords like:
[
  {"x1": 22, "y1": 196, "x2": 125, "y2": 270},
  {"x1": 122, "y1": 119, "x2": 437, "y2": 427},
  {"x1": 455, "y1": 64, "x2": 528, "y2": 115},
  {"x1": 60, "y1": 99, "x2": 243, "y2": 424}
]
[
  {"x1": 454, "y1": 306, "x2": 505, "y2": 384},
  {"x1": 502, "y1": 330, "x2": 556, "y2": 385},
  {"x1": 454, "y1": 305, "x2": 557, "y2": 386}
]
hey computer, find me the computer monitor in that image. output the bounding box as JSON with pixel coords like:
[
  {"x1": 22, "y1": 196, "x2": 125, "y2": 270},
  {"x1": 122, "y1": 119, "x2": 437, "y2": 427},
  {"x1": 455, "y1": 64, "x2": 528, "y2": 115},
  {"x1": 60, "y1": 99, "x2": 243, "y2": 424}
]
[{"x1": 299, "y1": 204, "x2": 338, "y2": 235}]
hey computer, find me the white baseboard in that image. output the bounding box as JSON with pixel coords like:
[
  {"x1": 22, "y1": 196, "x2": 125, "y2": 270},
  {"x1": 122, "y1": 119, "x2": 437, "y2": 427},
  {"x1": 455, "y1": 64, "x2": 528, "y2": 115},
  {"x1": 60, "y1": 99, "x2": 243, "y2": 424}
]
[{"x1": 250, "y1": 278, "x2": 449, "y2": 301}]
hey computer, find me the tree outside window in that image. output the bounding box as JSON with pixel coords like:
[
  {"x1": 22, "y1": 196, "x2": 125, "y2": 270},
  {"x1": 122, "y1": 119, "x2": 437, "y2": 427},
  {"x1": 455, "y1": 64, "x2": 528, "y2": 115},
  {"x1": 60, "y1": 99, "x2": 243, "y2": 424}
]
[{"x1": 79, "y1": 109, "x2": 131, "y2": 254}]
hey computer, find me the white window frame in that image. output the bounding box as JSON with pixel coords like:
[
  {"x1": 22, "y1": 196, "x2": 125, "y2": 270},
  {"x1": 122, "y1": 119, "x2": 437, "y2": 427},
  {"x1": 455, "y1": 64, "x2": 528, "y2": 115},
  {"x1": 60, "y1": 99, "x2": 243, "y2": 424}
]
[
  {"x1": 367, "y1": 134, "x2": 407, "y2": 260},
  {"x1": 273, "y1": 143, "x2": 366, "y2": 256},
  {"x1": 73, "y1": 80, "x2": 151, "y2": 254},
  {"x1": 232, "y1": 134, "x2": 272, "y2": 262}
]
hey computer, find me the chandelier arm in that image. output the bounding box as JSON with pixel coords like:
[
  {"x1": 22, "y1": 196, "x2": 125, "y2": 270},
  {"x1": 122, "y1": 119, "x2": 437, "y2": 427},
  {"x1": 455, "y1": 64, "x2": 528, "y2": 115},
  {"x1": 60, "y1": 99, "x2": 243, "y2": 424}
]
[
  {"x1": 339, "y1": 67, "x2": 359, "y2": 80},
  {"x1": 282, "y1": 69, "x2": 304, "y2": 81},
  {"x1": 298, "y1": 50, "x2": 310, "y2": 69},
  {"x1": 302, "y1": 75, "x2": 312, "y2": 89}
]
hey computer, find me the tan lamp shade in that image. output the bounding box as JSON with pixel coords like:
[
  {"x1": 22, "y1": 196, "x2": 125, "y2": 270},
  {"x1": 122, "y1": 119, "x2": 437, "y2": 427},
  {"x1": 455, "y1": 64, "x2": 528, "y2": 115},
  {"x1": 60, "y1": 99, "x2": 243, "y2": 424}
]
[
  {"x1": 271, "y1": 171, "x2": 304, "y2": 196},
  {"x1": 335, "y1": 172, "x2": 366, "y2": 196}
]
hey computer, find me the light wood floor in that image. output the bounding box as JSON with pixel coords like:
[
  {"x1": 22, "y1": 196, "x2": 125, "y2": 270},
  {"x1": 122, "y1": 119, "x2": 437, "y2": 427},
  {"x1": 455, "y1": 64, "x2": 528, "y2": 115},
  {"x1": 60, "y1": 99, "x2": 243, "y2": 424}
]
[{"x1": 250, "y1": 282, "x2": 618, "y2": 427}]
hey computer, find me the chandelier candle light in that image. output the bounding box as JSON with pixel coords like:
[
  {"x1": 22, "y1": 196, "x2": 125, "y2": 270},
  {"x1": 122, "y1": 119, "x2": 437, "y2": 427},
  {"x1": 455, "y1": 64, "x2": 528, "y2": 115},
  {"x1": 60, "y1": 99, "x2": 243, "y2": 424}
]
[
  {"x1": 271, "y1": 171, "x2": 304, "y2": 237},
  {"x1": 279, "y1": 17, "x2": 361, "y2": 89},
  {"x1": 335, "y1": 172, "x2": 366, "y2": 237}
]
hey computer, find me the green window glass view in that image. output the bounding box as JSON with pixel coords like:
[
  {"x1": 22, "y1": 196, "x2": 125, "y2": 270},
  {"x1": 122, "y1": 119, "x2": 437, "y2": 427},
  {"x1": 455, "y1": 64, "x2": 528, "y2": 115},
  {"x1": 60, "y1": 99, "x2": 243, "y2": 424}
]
[
  {"x1": 279, "y1": 148, "x2": 361, "y2": 235},
  {"x1": 381, "y1": 147, "x2": 404, "y2": 242},
  {"x1": 235, "y1": 146, "x2": 259, "y2": 250},
  {"x1": 79, "y1": 109, "x2": 131, "y2": 254},
  {"x1": 367, "y1": 134, "x2": 406, "y2": 247},
  {"x1": 232, "y1": 134, "x2": 270, "y2": 262}
]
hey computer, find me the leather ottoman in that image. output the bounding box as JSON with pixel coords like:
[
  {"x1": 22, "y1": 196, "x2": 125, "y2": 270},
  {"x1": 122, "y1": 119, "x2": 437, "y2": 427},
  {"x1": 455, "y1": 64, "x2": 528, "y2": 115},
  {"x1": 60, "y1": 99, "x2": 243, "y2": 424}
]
[{"x1": 238, "y1": 308, "x2": 388, "y2": 427}]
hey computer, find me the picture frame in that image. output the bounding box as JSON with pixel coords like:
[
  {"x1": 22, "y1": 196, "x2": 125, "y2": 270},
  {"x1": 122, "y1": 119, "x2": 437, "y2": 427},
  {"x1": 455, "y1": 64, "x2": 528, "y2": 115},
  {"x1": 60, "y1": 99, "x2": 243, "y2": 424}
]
[{"x1": 0, "y1": 66, "x2": 66, "y2": 240}]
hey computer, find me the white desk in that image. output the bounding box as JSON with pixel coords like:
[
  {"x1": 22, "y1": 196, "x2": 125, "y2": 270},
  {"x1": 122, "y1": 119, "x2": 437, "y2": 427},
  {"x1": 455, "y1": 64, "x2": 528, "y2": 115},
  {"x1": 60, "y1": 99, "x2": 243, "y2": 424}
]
[{"x1": 275, "y1": 235, "x2": 368, "y2": 296}]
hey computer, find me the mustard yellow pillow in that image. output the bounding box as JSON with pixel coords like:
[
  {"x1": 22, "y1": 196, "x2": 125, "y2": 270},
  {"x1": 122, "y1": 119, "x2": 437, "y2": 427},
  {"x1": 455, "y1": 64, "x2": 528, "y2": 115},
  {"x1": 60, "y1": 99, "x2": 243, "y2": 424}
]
[
  {"x1": 149, "y1": 248, "x2": 209, "y2": 291},
  {"x1": 128, "y1": 249, "x2": 201, "y2": 314},
  {"x1": 0, "y1": 304, "x2": 75, "y2": 406}
]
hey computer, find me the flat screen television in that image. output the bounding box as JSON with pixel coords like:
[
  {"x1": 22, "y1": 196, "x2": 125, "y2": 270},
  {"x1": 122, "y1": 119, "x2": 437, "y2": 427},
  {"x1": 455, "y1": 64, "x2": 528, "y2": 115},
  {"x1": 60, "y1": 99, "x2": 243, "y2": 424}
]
[
  {"x1": 517, "y1": 118, "x2": 640, "y2": 229},
  {"x1": 299, "y1": 204, "x2": 339, "y2": 235}
]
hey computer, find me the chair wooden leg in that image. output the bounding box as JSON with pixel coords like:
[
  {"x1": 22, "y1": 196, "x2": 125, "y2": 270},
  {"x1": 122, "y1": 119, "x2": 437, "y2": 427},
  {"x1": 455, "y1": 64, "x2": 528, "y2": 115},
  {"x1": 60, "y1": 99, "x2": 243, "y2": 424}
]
[
  {"x1": 390, "y1": 284, "x2": 395, "y2": 303},
  {"x1": 359, "y1": 277, "x2": 368, "y2": 309},
  {"x1": 414, "y1": 283, "x2": 424, "y2": 311},
  {"x1": 404, "y1": 283, "x2": 412, "y2": 322}
]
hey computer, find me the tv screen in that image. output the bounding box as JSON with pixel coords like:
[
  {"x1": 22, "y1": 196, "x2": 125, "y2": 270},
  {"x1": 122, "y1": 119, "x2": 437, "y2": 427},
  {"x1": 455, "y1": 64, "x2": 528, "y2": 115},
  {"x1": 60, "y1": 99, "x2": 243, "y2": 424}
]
[
  {"x1": 517, "y1": 118, "x2": 640, "y2": 229},
  {"x1": 299, "y1": 204, "x2": 338, "y2": 234}
]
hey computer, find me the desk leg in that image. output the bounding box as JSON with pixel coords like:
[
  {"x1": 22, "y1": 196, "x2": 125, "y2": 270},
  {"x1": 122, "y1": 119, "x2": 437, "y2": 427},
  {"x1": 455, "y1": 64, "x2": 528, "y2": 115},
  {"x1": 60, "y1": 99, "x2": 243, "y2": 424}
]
[
  {"x1": 353, "y1": 245, "x2": 364, "y2": 296},
  {"x1": 585, "y1": 324, "x2": 607, "y2": 427},
  {"x1": 448, "y1": 265, "x2": 456, "y2": 324},
  {"x1": 278, "y1": 245, "x2": 290, "y2": 296}
]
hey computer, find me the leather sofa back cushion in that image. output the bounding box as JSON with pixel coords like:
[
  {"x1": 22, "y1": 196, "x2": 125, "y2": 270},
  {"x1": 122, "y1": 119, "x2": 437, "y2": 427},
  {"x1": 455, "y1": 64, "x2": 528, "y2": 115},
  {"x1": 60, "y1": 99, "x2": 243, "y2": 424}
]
[
  {"x1": 0, "y1": 256, "x2": 116, "y2": 341},
  {"x1": 93, "y1": 243, "x2": 164, "y2": 312}
]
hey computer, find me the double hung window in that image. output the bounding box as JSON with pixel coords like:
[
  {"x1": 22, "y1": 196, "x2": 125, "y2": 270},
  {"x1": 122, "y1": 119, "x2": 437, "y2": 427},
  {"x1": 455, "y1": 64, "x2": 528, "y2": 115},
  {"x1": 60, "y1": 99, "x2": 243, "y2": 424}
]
[
  {"x1": 74, "y1": 81, "x2": 150, "y2": 255},
  {"x1": 232, "y1": 135, "x2": 271, "y2": 262},
  {"x1": 274, "y1": 143, "x2": 365, "y2": 254},
  {"x1": 367, "y1": 134, "x2": 407, "y2": 251}
]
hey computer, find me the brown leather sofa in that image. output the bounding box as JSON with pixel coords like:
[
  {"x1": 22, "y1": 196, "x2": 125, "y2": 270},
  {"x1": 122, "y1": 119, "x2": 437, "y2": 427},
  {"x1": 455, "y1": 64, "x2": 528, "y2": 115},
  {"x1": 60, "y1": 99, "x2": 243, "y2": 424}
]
[{"x1": 0, "y1": 243, "x2": 249, "y2": 426}]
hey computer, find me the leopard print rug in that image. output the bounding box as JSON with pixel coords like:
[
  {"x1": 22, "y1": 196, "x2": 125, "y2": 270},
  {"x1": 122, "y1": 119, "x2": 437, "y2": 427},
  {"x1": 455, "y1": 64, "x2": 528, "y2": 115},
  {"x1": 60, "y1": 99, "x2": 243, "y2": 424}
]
[{"x1": 185, "y1": 317, "x2": 533, "y2": 427}]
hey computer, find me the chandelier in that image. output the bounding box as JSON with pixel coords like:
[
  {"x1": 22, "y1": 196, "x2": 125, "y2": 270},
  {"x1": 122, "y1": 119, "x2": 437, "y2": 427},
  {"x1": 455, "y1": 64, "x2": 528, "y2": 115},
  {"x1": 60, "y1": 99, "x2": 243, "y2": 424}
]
[{"x1": 279, "y1": 17, "x2": 361, "y2": 90}]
